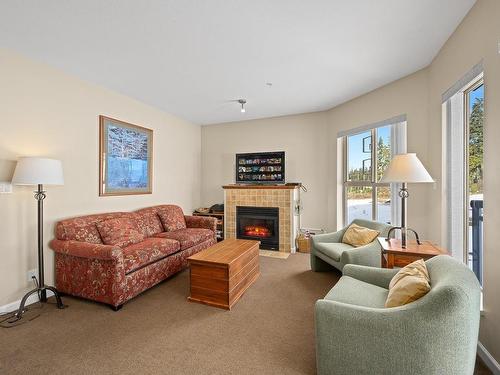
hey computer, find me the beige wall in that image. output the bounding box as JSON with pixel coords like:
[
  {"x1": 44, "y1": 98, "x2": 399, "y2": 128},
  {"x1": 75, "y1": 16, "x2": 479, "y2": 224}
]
[
  {"x1": 325, "y1": 69, "x2": 430, "y2": 235},
  {"x1": 201, "y1": 0, "x2": 500, "y2": 361},
  {"x1": 426, "y1": 0, "x2": 500, "y2": 361},
  {"x1": 0, "y1": 49, "x2": 202, "y2": 306},
  {"x1": 201, "y1": 112, "x2": 329, "y2": 230},
  {"x1": 201, "y1": 69, "x2": 430, "y2": 234}
]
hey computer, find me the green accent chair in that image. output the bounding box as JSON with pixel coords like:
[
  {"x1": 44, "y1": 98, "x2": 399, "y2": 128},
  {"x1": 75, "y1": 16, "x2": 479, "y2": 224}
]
[
  {"x1": 311, "y1": 219, "x2": 392, "y2": 272},
  {"x1": 315, "y1": 255, "x2": 481, "y2": 375}
]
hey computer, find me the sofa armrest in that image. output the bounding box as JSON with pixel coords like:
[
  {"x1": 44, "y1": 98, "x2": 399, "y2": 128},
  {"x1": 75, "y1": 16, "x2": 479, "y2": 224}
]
[
  {"x1": 342, "y1": 264, "x2": 399, "y2": 289},
  {"x1": 184, "y1": 215, "x2": 217, "y2": 231},
  {"x1": 49, "y1": 239, "x2": 123, "y2": 261}
]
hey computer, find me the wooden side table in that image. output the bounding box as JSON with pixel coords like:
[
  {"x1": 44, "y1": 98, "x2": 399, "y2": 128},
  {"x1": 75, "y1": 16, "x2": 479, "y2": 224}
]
[{"x1": 378, "y1": 238, "x2": 449, "y2": 269}]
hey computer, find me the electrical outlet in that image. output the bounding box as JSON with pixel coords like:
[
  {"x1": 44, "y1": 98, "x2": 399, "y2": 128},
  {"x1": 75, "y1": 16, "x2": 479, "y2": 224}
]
[{"x1": 27, "y1": 269, "x2": 38, "y2": 283}]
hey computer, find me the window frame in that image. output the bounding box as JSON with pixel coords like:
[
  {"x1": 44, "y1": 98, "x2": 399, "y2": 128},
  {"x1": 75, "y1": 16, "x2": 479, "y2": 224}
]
[
  {"x1": 463, "y1": 77, "x2": 484, "y2": 281},
  {"x1": 342, "y1": 127, "x2": 391, "y2": 226}
]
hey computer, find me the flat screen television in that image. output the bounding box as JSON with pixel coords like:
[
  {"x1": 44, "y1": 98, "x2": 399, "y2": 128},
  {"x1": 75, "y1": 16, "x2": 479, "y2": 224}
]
[{"x1": 236, "y1": 151, "x2": 285, "y2": 184}]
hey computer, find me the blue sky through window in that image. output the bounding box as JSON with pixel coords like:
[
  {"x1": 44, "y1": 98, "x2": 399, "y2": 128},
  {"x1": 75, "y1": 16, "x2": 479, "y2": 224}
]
[
  {"x1": 348, "y1": 126, "x2": 391, "y2": 168},
  {"x1": 469, "y1": 84, "x2": 484, "y2": 111}
]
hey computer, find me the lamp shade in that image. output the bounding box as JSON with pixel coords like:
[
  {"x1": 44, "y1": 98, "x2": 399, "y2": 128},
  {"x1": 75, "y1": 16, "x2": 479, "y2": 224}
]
[
  {"x1": 380, "y1": 153, "x2": 433, "y2": 183},
  {"x1": 12, "y1": 157, "x2": 64, "y2": 185}
]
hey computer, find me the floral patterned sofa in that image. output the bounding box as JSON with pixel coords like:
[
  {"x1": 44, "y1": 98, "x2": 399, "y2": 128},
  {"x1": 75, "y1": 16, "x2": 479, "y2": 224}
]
[{"x1": 49, "y1": 205, "x2": 217, "y2": 310}]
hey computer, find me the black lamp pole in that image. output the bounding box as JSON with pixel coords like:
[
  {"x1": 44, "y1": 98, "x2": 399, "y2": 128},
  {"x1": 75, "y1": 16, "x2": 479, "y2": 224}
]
[
  {"x1": 385, "y1": 183, "x2": 421, "y2": 248},
  {"x1": 11, "y1": 184, "x2": 66, "y2": 321}
]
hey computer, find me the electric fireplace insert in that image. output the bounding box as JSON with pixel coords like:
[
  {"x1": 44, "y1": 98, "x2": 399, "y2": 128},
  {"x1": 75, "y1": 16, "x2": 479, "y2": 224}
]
[{"x1": 236, "y1": 206, "x2": 279, "y2": 250}]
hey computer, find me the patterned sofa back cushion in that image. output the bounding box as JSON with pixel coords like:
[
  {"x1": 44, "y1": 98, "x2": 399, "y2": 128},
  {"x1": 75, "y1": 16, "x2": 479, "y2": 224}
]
[
  {"x1": 155, "y1": 205, "x2": 187, "y2": 232},
  {"x1": 134, "y1": 207, "x2": 164, "y2": 237},
  {"x1": 55, "y1": 212, "x2": 134, "y2": 243}
]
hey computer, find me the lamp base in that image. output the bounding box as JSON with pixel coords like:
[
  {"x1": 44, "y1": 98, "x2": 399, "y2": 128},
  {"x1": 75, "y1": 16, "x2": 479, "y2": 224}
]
[
  {"x1": 385, "y1": 226, "x2": 421, "y2": 248},
  {"x1": 8, "y1": 285, "x2": 66, "y2": 324}
]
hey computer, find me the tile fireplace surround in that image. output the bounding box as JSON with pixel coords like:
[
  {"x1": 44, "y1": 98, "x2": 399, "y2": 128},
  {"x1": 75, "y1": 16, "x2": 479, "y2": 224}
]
[{"x1": 223, "y1": 185, "x2": 300, "y2": 252}]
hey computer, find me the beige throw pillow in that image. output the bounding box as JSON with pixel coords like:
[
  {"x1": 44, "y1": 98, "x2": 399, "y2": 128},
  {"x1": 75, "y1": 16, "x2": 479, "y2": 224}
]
[
  {"x1": 342, "y1": 223, "x2": 380, "y2": 247},
  {"x1": 385, "y1": 259, "x2": 431, "y2": 308}
]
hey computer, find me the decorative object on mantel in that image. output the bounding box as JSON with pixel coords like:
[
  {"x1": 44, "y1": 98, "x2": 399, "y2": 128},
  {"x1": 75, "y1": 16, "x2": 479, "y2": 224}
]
[
  {"x1": 5, "y1": 157, "x2": 66, "y2": 325},
  {"x1": 380, "y1": 153, "x2": 434, "y2": 248},
  {"x1": 99, "y1": 115, "x2": 153, "y2": 196}
]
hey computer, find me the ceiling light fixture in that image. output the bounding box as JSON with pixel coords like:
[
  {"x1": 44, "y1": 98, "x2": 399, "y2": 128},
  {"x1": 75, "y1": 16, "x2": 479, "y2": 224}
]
[{"x1": 238, "y1": 99, "x2": 246, "y2": 113}]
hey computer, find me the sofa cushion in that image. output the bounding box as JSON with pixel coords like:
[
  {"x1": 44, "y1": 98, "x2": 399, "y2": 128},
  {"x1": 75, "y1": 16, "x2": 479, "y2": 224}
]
[
  {"x1": 55, "y1": 212, "x2": 132, "y2": 244},
  {"x1": 96, "y1": 217, "x2": 144, "y2": 248},
  {"x1": 386, "y1": 260, "x2": 431, "y2": 308},
  {"x1": 157, "y1": 205, "x2": 187, "y2": 232},
  {"x1": 315, "y1": 242, "x2": 353, "y2": 262},
  {"x1": 134, "y1": 208, "x2": 164, "y2": 237},
  {"x1": 389, "y1": 259, "x2": 430, "y2": 289},
  {"x1": 155, "y1": 228, "x2": 214, "y2": 250},
  {"x1": 122, "y1": 238, "x2": 181, "y2": 274},
  {"x1": 324, "y1": 276, "x2": 388, "y2": 308},
  {"x1": 342, "y1": 223, "x2": 380, "y2": 247}
]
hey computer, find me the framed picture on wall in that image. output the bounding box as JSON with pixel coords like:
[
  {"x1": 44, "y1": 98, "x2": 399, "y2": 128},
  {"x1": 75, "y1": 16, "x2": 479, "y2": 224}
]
[{"x1": 99, "y1": 115, "x2": 153, "y2": 196}]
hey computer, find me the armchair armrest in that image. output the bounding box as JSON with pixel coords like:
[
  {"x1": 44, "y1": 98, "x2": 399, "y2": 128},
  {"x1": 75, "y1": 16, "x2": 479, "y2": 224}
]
[
  {"x1": 340, "y1": 240, "x2": 382, "y2": 268},
  {"x1": 312, "y1": 228, "x2": 347, "y2": 245},
  {"x1": 342, "y1": 264, "x2": 398, "y2": 289},
  {"x1": 49, "y1": 239, "x2": 123, "y2": 261},
  {"x1": 314, "y1": 299, "x2": 462, "y2": 375},
  {"x1": 184, "y1": 215, "x2": 217, "y2": 231}
]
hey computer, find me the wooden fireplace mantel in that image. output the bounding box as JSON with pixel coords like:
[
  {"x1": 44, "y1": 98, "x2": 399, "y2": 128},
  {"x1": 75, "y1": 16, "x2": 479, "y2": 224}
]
[{"x1": 222, "y1": 183, "x2": 301, "y2": 190}]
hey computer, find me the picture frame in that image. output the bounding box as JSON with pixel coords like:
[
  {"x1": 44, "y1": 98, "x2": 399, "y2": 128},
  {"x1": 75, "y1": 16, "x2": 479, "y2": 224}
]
[{"x1": 99, "y1": 115, "x2": 153, "y2": 196}]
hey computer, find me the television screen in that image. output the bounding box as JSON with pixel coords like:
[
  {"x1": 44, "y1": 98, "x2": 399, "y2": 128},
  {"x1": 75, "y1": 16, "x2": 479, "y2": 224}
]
[{"x1": 235, "y1": 151, "x2": 285, "y2": 184}]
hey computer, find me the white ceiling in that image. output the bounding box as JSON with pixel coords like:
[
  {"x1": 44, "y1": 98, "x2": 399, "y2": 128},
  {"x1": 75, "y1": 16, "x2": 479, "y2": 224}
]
[{"x1": 0, "y1": 0, "x2": 475, "y2": 125}]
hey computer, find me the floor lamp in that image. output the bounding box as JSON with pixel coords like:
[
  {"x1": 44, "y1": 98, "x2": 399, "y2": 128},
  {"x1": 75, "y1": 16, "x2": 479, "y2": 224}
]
[
  {"x1": 380, "y1": 153, "x2": 434, "y2": 248},
  {"x1": 11, "y1": 157, "x2": 66, "y2": 321}
]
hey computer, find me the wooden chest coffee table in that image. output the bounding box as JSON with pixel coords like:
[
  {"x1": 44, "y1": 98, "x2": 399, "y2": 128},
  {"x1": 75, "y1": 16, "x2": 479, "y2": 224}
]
[{"x1": 187, "y1": 239, "x2": 260, "y2": 310}]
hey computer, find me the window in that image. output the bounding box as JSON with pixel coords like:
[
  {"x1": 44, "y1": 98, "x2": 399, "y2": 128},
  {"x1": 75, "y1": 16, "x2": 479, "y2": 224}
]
[{"x1": 343, "y1": 125, "x2": 393, "y2": 225}]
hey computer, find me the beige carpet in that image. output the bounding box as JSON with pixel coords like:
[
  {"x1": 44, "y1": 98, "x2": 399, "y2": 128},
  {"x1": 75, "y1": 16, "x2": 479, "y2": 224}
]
[
  {"x1": 0, "y1": 253, "x2": 338, "y2": 375},
  {"x1": 0, "y1": 253, "x2": 492, "y2": 375}
]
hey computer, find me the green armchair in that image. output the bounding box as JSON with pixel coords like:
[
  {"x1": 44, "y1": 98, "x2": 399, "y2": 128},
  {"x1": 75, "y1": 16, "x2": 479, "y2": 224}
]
[
  {"x1": 315, "y1": 255, "x2": 481, "y2": 375},
  {"x1": 311, "y1": 219, "x2": 392, "y2": 272}
]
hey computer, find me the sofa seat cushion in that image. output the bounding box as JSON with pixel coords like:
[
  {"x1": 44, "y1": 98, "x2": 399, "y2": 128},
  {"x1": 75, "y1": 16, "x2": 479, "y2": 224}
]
[
  {"x1": 315, "y1": 242, "x2": 353, "y2": 262},
  {"x1": 156, "y1": 205, "x2": 187, "y2": 232},
  {"x1": 324, "y1": 276, "x2": 388, "y2": 308},
  {"x1": 122, "y1": 238, "x2": 181, "y2": 274},
  {"x1": 154, "y1": 228, "x2": 214, "y2": 250},
  {"x1": 96, "y1": 217, "x2": 144, "y2": 248}
]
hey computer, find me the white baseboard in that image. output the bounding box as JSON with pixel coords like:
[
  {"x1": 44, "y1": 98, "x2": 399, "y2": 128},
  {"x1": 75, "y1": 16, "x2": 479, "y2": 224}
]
[
  {"x1": 478, "y1": 341, "x2": 500, "y2": 375},
  {"x1": 0, "y1": 290, "x2": 55, "y2": 314}
]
